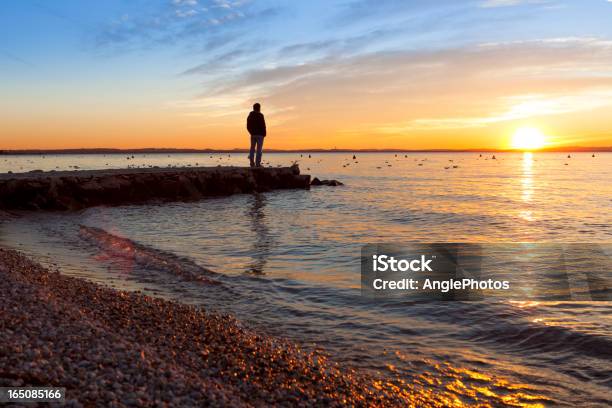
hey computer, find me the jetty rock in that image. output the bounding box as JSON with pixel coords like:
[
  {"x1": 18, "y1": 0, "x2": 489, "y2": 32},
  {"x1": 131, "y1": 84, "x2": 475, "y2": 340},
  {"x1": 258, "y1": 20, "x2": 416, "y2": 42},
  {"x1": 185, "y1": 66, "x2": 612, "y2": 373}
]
[
  {"x1": 311, "y1": 177, "x2": 344, "y2": 186},
  {"x1": 0, "y1": 165, "x2": 310, "y2": 211}
]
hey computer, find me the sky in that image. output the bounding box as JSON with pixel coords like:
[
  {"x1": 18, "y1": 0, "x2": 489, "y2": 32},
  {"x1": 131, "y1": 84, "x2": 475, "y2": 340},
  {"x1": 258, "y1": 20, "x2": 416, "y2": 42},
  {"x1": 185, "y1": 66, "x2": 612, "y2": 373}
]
[{"x1": 1, "y1": 0, "x2": 612, "y2": 150}]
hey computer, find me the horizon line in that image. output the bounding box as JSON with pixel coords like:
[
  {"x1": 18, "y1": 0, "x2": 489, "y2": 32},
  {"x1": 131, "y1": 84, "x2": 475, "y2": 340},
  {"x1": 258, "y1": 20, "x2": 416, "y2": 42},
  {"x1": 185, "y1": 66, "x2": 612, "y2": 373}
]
[{"x1": 1, "y1": 146, "x2": 612, "y2": 154}]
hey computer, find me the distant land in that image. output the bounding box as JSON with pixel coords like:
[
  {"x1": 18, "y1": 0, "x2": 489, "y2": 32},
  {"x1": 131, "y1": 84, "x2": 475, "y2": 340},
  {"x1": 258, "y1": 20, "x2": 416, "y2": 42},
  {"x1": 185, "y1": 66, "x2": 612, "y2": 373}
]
[{"x1": 1, "y1": 146, "x2": 611, "y2": 155}]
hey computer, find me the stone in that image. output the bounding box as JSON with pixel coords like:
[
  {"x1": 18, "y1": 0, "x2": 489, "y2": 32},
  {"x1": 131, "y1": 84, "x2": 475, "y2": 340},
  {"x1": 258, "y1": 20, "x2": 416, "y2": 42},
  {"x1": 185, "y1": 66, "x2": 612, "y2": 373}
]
[
  {"x1": 311, "y1": 178, "x2": 343, "y2": 187},
  {"x1": 0, "y1": 166, "x2": 311, "y2": 211}
]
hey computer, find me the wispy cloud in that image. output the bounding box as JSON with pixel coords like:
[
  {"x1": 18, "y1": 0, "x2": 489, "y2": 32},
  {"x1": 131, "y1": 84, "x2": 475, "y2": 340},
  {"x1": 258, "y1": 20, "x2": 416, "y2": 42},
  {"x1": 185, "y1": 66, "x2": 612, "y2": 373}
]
[
  {"x1": 92, "y1": 0, "x2": 278, "y2": 52},
  {"x1": 96, "y1": 0, "x2": 608, "y2": 147},
  {"x1": 168, "y1": 36, "x2": 612, "y2": 143},
  {"x1": 480, "y1": 0, "x2": 549, "y2": 7},
  {"x1": 333, "y1": 0, "x2": 461, "y2": 23},
  {"x1": 380, "y1": 92, "x2": 612, "y2": 131},
  {"x1": 0, "y1": 49, "x2": 35, "y2": 67}
]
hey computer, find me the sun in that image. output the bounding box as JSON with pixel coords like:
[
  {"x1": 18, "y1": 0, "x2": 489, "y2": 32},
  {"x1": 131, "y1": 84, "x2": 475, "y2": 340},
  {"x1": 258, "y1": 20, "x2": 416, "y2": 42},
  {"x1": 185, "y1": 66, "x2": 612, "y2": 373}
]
[{"x1": 511, "y1": 127, "x2": 546, "y2": 151}]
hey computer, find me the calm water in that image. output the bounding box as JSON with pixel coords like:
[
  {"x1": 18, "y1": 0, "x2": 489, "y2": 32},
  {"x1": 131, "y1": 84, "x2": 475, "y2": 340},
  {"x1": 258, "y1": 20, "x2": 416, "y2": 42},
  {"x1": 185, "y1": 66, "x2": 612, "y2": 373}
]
[{"x1": 2, "y1": 152, "x2": 611, "y2": 406}]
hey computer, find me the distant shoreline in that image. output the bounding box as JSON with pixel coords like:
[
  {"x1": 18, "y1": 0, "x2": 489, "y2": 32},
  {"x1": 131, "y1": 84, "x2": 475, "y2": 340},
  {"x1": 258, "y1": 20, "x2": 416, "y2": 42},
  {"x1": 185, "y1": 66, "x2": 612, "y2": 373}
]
[{"x1": 1, "y1": 146, "x2": 611, "y2": 155}]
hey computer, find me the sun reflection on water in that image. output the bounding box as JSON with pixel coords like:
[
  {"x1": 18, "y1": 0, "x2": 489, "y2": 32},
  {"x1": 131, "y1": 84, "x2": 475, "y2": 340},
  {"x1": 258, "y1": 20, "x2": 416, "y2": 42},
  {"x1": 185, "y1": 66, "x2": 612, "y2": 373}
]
[
  {"x1": 519, "y1": 152, "x2": 536, "y2": 222},
  {"x1": 384, "y1": 353, "x2": 552, "y2": 407}
]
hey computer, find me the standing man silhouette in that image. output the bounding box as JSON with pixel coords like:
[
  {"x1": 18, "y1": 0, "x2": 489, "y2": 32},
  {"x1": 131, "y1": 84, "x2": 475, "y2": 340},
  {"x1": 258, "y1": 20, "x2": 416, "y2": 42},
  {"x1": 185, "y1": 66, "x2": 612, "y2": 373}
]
[{"x1": 247, "y1": 103, "x2": 266, "y2": 167}]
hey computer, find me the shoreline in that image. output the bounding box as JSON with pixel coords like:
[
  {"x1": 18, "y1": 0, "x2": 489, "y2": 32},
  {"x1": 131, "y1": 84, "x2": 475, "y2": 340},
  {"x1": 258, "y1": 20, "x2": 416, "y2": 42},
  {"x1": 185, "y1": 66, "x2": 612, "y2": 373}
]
[
  {"x1": 2, "y1": 147, "x2": 611, "y2": 154},
  {"x1": 0, "y1": 248, "x2": 433, "y2": 407}
]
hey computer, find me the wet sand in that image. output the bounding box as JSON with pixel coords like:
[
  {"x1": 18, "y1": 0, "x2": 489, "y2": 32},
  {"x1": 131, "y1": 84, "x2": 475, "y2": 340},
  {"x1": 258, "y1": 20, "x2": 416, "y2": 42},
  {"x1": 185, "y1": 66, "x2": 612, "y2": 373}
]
[{"x1": 0, "y1": 248, "x2": 441, "y2": 407}]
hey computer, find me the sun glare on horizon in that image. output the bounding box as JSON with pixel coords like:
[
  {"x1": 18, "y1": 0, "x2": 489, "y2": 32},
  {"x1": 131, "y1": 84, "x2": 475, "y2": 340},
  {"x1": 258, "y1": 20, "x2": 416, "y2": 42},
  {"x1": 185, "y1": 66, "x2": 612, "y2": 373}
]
[{"x1": 511, "y1": 127, "x2": 547, "y2": 151}]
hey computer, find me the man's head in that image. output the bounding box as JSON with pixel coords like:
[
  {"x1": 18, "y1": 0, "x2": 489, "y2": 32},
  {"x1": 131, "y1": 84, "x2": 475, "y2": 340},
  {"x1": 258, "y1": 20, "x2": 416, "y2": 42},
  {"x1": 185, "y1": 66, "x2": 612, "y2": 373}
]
[{"x1": 253, "y1": 103, "x2": 261, "y2": 112}]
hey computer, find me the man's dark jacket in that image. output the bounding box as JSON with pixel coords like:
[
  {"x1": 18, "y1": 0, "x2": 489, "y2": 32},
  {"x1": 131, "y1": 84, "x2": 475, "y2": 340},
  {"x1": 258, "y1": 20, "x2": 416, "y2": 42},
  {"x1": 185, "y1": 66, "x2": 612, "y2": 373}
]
[{"x1": 247, "y1": 111, "x2": 266, "y2": 137}]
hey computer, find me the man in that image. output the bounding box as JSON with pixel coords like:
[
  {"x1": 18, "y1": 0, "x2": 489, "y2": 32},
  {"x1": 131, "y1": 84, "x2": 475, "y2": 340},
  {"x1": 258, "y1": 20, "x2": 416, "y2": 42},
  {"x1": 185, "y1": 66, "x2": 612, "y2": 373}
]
[{"x1": 246, "y1": 103, "x2": 266, "y2": 167}]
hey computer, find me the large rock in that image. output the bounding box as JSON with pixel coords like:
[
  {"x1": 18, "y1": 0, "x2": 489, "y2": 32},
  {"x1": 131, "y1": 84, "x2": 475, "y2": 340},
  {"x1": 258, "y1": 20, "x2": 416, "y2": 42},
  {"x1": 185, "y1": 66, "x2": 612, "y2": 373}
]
[
  {"x1": 0, "y1": 166, "x2": 311, "y2": 211},
  {"x1": 310, "y1": 178, "x2": 344, "y2": 186}
]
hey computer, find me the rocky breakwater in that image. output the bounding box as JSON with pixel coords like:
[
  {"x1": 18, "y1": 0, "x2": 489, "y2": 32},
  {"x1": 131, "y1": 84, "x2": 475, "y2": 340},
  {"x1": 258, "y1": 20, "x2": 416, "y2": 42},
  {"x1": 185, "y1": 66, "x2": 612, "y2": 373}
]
[{"x1": 0, "y1": 165, "x2": 310, "y2": 211}]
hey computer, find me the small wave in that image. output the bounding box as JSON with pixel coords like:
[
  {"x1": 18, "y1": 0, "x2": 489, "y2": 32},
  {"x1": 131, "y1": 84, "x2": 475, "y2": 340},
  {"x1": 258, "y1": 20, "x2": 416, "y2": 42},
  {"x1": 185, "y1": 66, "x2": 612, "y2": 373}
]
[
  {"x1": 467, "y1": 320, "x2": 612, "y2": 361},
  {"x1": 78, "y1": 225, "x2": 219, "y2": 285}
]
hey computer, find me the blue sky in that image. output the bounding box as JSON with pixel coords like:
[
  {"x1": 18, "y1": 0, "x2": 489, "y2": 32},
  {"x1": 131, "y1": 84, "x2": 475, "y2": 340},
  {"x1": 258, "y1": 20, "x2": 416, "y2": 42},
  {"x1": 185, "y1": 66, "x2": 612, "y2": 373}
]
[{"x1": 2, "y1": 0, "x2": 612, "y2": 149}]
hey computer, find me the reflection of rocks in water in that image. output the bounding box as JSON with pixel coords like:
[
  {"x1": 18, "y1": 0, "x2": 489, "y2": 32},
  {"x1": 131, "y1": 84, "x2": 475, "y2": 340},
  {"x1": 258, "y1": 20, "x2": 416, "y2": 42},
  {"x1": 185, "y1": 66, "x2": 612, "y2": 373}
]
[
  {"x1": 78, "y1": 225, "x2": 219, "y2": 284},
  {"x1": 245, "y1": 193, "x2": 272, "y2": 275}
]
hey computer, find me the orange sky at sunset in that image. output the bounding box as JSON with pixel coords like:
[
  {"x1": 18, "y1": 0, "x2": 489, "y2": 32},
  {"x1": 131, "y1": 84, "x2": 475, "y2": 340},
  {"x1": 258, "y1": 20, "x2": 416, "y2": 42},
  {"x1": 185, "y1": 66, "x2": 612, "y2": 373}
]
[{"x1": 2, "y1": 2, "x2": 612, "y2": 150}]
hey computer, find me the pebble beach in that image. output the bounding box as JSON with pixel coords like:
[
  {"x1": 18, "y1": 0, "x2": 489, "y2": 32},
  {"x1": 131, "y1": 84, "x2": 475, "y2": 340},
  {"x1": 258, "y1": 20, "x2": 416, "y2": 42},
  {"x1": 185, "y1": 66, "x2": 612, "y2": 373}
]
[{"x1": 0, "y1": 248, "x2": 442, "y2": 407}]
